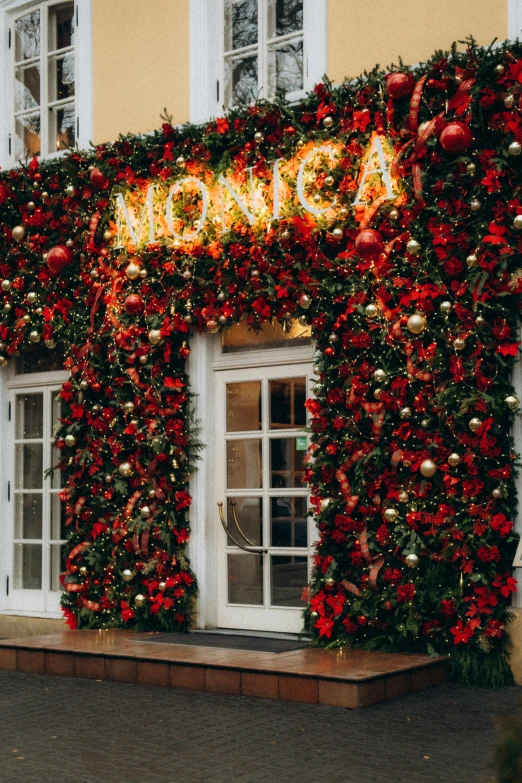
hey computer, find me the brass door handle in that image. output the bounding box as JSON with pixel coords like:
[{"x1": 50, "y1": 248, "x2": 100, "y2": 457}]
[{"x1": 217, "y1": 502, "x2": 267, "y2": 554}]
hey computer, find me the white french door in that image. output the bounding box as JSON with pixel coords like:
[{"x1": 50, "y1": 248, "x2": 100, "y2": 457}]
[
  {"x1": 214, "y1": 362, "x2": 313, "y2": 633},
  {"x1": 6, "y1": 381, "x2": 65, "y2": 614}
]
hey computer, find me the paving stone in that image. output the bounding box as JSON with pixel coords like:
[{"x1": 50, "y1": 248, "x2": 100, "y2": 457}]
[{"x1": 0, "y1": 670, "x2": 520, "y2": 783}]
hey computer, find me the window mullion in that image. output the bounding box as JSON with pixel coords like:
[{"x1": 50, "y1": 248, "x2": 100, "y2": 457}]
[
  {"x1": 258, "y1": 0, "x2": 267, "y2": 100},
  {"x1": 42, "y1": 385, "x2": 51, "y2": 602},
  {"x1": 41, "y1": 1, "x2": 48, "y2": 157}
]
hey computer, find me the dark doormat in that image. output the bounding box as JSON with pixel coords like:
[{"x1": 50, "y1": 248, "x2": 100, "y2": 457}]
[{"x1": 136, "y1": 632, "x2": 309, "y2": 653}]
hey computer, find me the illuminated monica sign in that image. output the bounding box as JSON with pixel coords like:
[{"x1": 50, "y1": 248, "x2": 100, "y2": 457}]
[{"x1": 114, "y1": 136, "x2": 398, "y2": 249}]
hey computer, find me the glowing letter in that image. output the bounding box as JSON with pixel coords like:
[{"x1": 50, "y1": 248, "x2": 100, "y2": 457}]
[
  {"x1": 166, "y1": 177, "x2": 209, "y2": 240},
  {"x1": 219, "y1": 166, "x2": 255, "y2": 232},
  {"x1": 353, "y1": 136, "x2": 395, "y2": 205},
  {"x1": 297, "y1": 146, "x2": 337, "y2": 216},
  {"x1": 271, "y1": 158, "x2": 285, "y2": 221},
  {"x1": 116, "y1": 185, "x2": 155, "y2": 248}
]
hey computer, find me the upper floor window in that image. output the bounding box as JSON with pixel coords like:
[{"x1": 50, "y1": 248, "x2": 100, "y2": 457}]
[
  {"x1": 223, "y1": 0, "x2": 303, "y2": 107},
  {"x1": 11, "y1": 0, "x2": 75, "y2": 161}
]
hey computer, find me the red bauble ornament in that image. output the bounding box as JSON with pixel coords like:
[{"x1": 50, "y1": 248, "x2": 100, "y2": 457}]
[
  {"x1": 0, "y1": 183, "x2": 9, "y2": 205},
  {"x1": 46, "y1": 245, "x2": 73, "y2": 276},
  {"x1": 324, "y1": 346, "x2": 335, "y2": 357},
  {"x1": 439, "y1": 122, "x2": 473, "y2": 154},
  {"x1": 355, "y1": 229, "x2": 384, "y2": 260},
  {"x1": 124, "y1": 293, "x2": 144, "y2": 315},
  {"x1": 90, "y1": 167, "x2": 109, "y2": 190},
  {"x1": 386, "y1": 72, "x2": 415, "y2": 100}
]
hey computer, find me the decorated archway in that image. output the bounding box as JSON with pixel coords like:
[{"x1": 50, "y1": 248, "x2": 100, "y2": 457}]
[{"x1": 0, "y1": 39, "x2": 521, "y2": 685}]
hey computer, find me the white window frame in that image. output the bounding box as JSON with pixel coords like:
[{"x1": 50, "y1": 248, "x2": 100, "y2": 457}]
[
  {"x1": 189, "y1": 0, "x2": 327, "y2": 124},
  {"x1": 0, "y1": 362, "x2": 68, "y2": 618},
  {"x1": 0, "y1": 0, "x2": 93, "y2": 168},
  {"x1": 509, "y1": 0, "x2": 522, "y2": 40}
]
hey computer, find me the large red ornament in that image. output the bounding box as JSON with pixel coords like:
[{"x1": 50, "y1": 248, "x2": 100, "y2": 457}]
[
  {"x1": 439, "y1": 122, "x2": 473, "y2": 154},
  {"x1": 124, "y1": 294, "x2": 144, "y2": 315},
  {"x1": 355, "y1": 229, "x2": 384, "y2": 260},
  {"x1": 386, "y1": 72, "x2": 415, "y2": 100},
  {"x1": 46, "y1": 245, "x2": 73, "y2": 276},
  {"x1": 90, "y1": 167, "x2": 109, "y2": 190},
  {"x1": 0, "y1": 183, "x2": 9, "y2": 205}
]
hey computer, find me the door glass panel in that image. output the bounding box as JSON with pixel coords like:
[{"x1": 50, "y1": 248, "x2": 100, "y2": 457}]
[
  {"x1": 226, "y1": 381, "x2": 261, "y2": 432},
  {"x1": 227, "y1": 497, "x2": 262, "y2": 546},
  {"x1": 15, "y1": 112, "x2": 41, "y2": 159},
  {"x1": 270, "y1": 378, "x2": 306, "y2": 429},
  {"x1": 270, "y1": 438, "x2": 305, "y2": 488},
  {"x1": 267, "y1": 39, "x2": 303, "y2": 96},
  {"x1": 49, "y1": 103, "x2": 75, "y2": 153},
  {"x1": 16, "y1": 393, "x2": 43, "y2": 439},
  {"x1": 15, "y1": 443, "x2": 43, "y2": 489},
  {"x1": 49, "y1": 544, "x2": 64, "y2": 591},
  {"x1": 14, "y1": 544, "x2": 42, "y2": 590},
  {"x1": 225, "y1": 55, "x2": 258, "y2": 107},
  {"x1": 15, "y1": 493, "x2": 43, "y2": 539},
  {"x1": 15, "y1": 10, "x2": 41, "y2": 62},
  {"x1": 50, "y1": 493, "x2": 66, "y2": 540},
  {"x1": 268, "y1": 0, "x2": 303, "y2": 37},
  {"x1": 228, "y1": 553, "x2": 263, "y2": 605},
  {"x1": 271, "y1": 556, "x2": 307, "y2": 607},
  {"x1": 271, "y1": 496, "x2": 307, "y2": 547},
  {"x1": 48, "y1": 53, "x2": 75, "y2": 102},
  {"x1": 49, "y1": 2, "x2": 74, "y2": 51},
  {"x1": 224, "y1": 0, "x2": 258, "y2": 50},
  {"x1": 227, "y1": 439, "x2": 262, "y2": 488}
]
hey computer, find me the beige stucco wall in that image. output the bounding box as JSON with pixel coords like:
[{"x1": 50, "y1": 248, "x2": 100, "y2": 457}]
[
  {"x1": 328, "y1": 0, "x2": 508, "y2": 84},
  {"x1": 92, "y1": 0, "x2": 190, "y2": 144}
]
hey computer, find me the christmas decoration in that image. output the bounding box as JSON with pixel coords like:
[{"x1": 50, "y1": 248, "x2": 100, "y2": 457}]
[{"x1": 0, "y1": 38, "x2": 517, "y2": 685}]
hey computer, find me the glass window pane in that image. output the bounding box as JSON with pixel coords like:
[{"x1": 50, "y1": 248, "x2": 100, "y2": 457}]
[
  {"x1": 227, "y1": 497, "x2": 262, "y2": 547},
  {"x1": 271, "y1": 496, "x2": 307, "y2": 547},
  {"x1": 228, "y1": 553, "x2": 263, "y2": 605},
  {"x1": 49, "y1": 2, "x2": 75, "y2": 51},
  {"x1": 225, "y1": 55, "x2": 258, "y2": 107},
  {"x1": 268, "y1": 39, "x2": 303, "y2": 96},
  {"x1": 15, "y1": 112, "x2": 41, "y2": 159},
  {"x1": 15, "y1": 64, "x2": 40, "y2": 112},
  {"x1": 271, "y1": 555, "x2": 307, "y2": 607},
  {"x1": 270, "y1": 438, "x2": 305, "y2": 488},
  {"x1": 268, "y1": 0, "x2": 303, "y2": 37},
  {"x1": 227, "y1": 439, "x2": 262, "y2": 489},
  {"x1": 14, "y1": 543, "x2": 42, "y2": 590},
  {"x1": 49, "y1": 103, "x2": 75, "y2": 153},
  {"x1": 226, "y1": 381, "x2": 261, "y2": 432},
  {"x1": 48, "y1": 53, "x2": 75, "y2": 102},
  {"x1": 50, "y1": 544, "x2": 65, "y2": 591},
  {"x1": 51, "y1": 492, "x2": 66, "y2": 540},
  {"x1": 15, "y1": 443, "x2": 43, "y2": 490},
  {"x1": 15, "y1": 10, "x2": 40, "y2": 62},
  {"x1": 15, "y1": 394, "x2": 43, "y2": 439},
  {"x1": 224, "y1": 0, "x2": 257, "y2": 50},
  {"x1": 14, "y1": 493, "x2": 43, "y2": 539},
  {"x1": 270, "y1": 378, "x2": 306, "y2": 429},
  {"x1": 222, "y1": 320, "x2": 311, "y2": 353}
]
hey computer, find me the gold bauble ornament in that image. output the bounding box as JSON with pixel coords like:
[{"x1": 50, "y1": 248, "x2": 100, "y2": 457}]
[
  {"x1": 325, "y1": 577, "x2": 335, "y2": 588},
  {"x1": 299, "y1": 293, "x2": 312, "y2": 309},
  {"x1": 65, "y1": 184, "x2": 75, "y2": 197},
  {"x1": 373, "y1": 369, "x2": 386, "y2": 383},
  {"x1": 64, "y1": 434, "x2": 76, "y2": 447},
  {"x1": 399, "y1": 407, "x2": 411, "y2": 419},
  {"x1": 505, "y1": 395, "x2": 520, "y2": 410},
  {"x1": 406, "y1": 238, "x2": 421, "y2": 255},
  {"x1": 281, "y1": 229, "x2": 291, "y2": 240},
  {"x1": 27, "y1": 291, "x2": 37, "y2": 304},
  {"x1": 448, "y1": 453, "x2": 461, "y2": 467},
  {"x1": 12, "y1": 225, "x2": 25, "y2": 241},
  {"x1": 123, "y1": 401, "x2": 135, "y2": 414},
  {"x1": 219, "y1": 315, "x2": 228, "y2": 325},
  {"x1": 475, "y1": 315, "x2": 486, "y2": 327},
  {"x1": 398, "y1": 491, "x2": 409, "y2": 503},
  {"x1": 384, "y1": 507, "x2": 398, "y2": 522},
  {"x1": 103, "y1": 230, "x2": 112, "y2": 242},
  {"x1": 118, "y1": 461, "x2": 133, "y2": 478},
  {"x1": 22, "y1": 314, "x2": 31, "y2": 324},
  {"x1": 254, "y1": 132, "x2": 264, "y2": 143},
  {"x1": 79, "y1": 566, "x2": 88, "y2": 577},
  {"x1": 328, "y1": 333, "x2": 338, "y2": 344},
  {"x1": 27, "y1": 201, "x2": 35, "y2": 211},
  {"x1": 454, "y1": 338, "x2": 466, "y2": 351},
  {"x1": 45, "y1": 338, "x2": 56, "y2": 349},
  {"x1": 0, "y1": 356, "x2": 7, "y2": 367},
  {"x1": 466, "y1": 254, "x2": 477, "y2": 267},
  {"x1": 439, "y1": 301, "x2": 452, "y2": 314},
  {"x1": 323, "y1": 115, "x2": 334, "y2": 128},
  {"x1": 339, "y1": 207, "x2": 348, "y2": 218},
  {"x1": 509, "y1": 141, "x2": 522, "y2": 156},
  {"x1": 148, "y1": 329, "x2": 162, "y2": 345},
  {"x1": 122, "y1": 569, "x2": 134, "y2": 582},
  {"x1": 407, "y1": 313, "x2": 427, "y2": 335},
  {"x1": 158, "y1": 581, "x2": 167, "y2": 592},
  {"x1": 206, "y1": 319, "x2": 219, "y2": 333},
  {"x1": 125, "y1": 262, "x2": 141, "y2": 281},
  {"x1": 468, "y1": 417, "x2": 482, "y2": 432},
  {"x1": 504, "y1": 94, "x2": 515, "y2": 109},
  {"x1": 389, "y1": 208, "x2": 399, "y2": 221},
  {"x1": 176, "y1": 155, "x2": 186, "y2": 166},
  {"x1": 332, "y1": 228, "x2": 343, "y2": 239},
  {"x1": 320, "y1": 498, "x2": 333, "y2": 512},
  {"x1": 492, "y1": 488, "x2": 502, "y2": 499},
  {"x1": 420, "y1": 418, "x2": 431, "y2": 429},
  {"x1": 140, "y1": 505, "x2": 151, "y2": 519},
  {"x1": 325, "y1": 175, "x2": 334, "y2": 187},
  {"x1": 374, "y1": 387, "x2": 383, "y2": 400},
  {"x1": 470, "y1": 198, "x2": 481, "y2": 212},
  {"x1": 29, "y1": 330, "x2": 40, "y2": 343},
  {"x1": 514, "y1": 215, "x2": 522, "y2": 230},
  {"x1": 313, "y1": 382, "x2": 324, "y2": 395},
  {"x1": 405, "y1": 553, "x2": 419, "y2": 568},
  {"x1": 134, "y1": 594, "x2": 146, "y2": 607},
  {"x1": 420, "y1": 458, "x2": 437, "y2": 478},
  {"x1": 466, "y1": 162, "x2": 476, "y2": 175},
  {"x1": 495, "y1": 63, "x2": 506, "y2": 74},
  {"x1": 365, "y1": 303, "x2": 378, "y2": 318},
  {"x1": 1, "y1": 279, "x2": 10, "y2": 291}
]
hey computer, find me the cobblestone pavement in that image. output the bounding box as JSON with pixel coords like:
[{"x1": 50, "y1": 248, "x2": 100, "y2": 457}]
[{"x1": 0, "y1": 671, "x2": 520, "y2": 783}]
